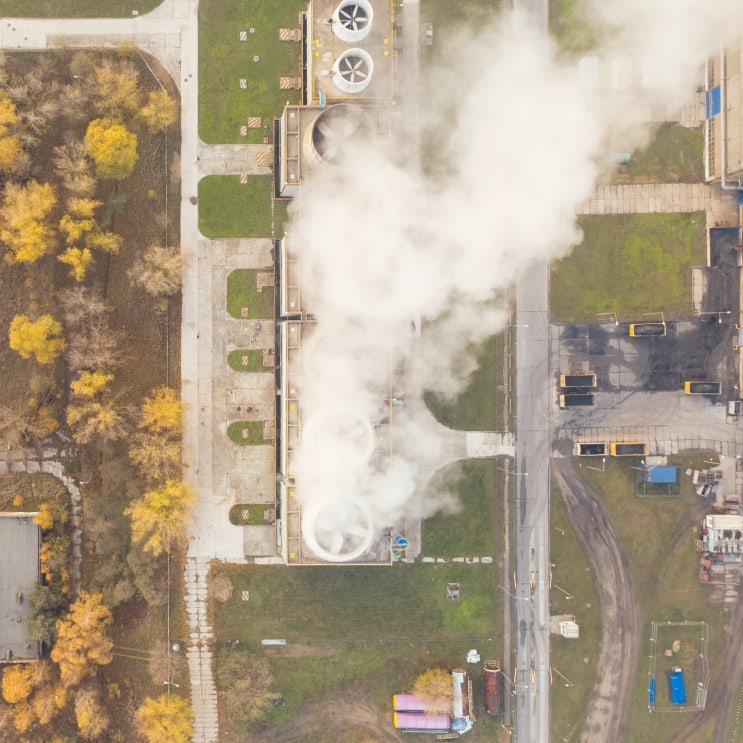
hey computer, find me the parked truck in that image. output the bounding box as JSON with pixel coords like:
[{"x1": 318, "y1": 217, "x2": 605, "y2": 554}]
[
  {"x1": 610, "y1": 442, "x2": 648, "y2": 456},
  {"x1": 573, "y1": 442, "x2": 608, "y2": 456},
  {"x1": 629, "y1": 322, "x2": 666, "y2": 337},
  {"x1": 559, "y1": 393, "x2": 596, "y2": 408},
  {"x1": 684, "y1": 381, "x2": 722, "y2": 395},
  {"x1": 560, "y1": 373, "x2": 597, "y2": 388}
]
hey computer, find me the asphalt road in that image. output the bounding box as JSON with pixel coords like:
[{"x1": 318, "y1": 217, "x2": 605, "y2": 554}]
[{"x1": 514, "y1": 259, "x2": 551, "y2": 743}]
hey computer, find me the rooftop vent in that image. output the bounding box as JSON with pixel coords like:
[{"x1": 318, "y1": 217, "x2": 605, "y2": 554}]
[
  {"x1": 330, "y1": 48, "x2": 374, "y2": 95},
  {"x1": 332, "y1": 0, "x2": 373, "y2": 43}
]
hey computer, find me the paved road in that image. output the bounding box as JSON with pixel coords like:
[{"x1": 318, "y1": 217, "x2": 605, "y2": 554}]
[{"x1": 513, "y1": 260, "x2": 550, "y2": 743}]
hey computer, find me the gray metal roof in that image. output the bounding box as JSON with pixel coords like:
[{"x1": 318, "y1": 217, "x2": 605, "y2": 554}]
[{"x1": 0, "y1": 513, "x2": 41, "y2": 662}]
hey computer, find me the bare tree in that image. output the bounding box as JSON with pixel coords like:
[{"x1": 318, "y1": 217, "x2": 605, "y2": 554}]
[
  {"x1": 67, "y1": 321, "x2": 123, "y2": 373},
  {"x1": 53, "y1": 140, "x2": 97, "y2": 197},
  {"x1": 128, "y1": 245, "x2": 185, "y2": 302},
  {"x1": 58, "y1": 286, "x2": 109, "y2": 330}
]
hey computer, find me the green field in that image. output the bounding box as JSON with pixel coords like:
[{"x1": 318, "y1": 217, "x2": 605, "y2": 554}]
[
  {"x1": 548, "y1": 0, "x2": 599, "y2": 55},
  {"x1": 226, "y1": 420, "x2": 271, "y2": 446},
  {"x1": 227, "y1": 348, "x2": 273, "y2": 372},
  {"x1": 424, "y1": 335, "x2": 502, "y2": 431},
  {"x1": 199, "y1": 0, "x2": 305, "y2": 144},
  {"x1": 577, "y1": 455, "x2": 726, "y2": 742},
  {"x1": 213, "y1": 562, "x2": 498, "y2": 641},
  {"x1": 422, "y1": 459, "x2": 500, "y2": 557},
  {"x1": 0, "y1": 0, "x2": 160, "y2": 15},
  {"x1": 199, "y1": 176, "x2": 280, "y2": 238},
  {"x1": 551, "y1": 212, "x2": 706, "y2": 322},
  {"x1": 608, "y1": 124, "x2": 704, "y2": 185},
  {"x1": 226, "y1": 268, "x2": 275, "y2": 319}
]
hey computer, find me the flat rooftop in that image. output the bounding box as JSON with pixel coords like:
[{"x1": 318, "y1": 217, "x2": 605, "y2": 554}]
[{"x1": 0, "y1": 513, "x2": 41, "y2": 662}]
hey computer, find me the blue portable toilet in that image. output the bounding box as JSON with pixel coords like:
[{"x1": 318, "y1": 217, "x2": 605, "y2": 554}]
[{"x1": 667, "y1": 668, "x2": 686, "y2": 705}]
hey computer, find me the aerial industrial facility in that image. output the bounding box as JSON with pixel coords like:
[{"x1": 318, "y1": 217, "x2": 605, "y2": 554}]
[{"x1": 275, "y1": 0, "x2": 401, "y2": 565}]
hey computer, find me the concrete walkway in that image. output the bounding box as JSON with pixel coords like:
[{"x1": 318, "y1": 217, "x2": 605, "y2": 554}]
[
  {"x1": 577, "y1": 183, "x2": 739, "y2": 225},
  {"x1": 197, "y1": 142, "x2": 273, "y2": 176}
]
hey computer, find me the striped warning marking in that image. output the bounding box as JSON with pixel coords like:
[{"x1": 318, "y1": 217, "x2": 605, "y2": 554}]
[
  {"x1": 240, "y1": 174, "x2": 247, "y2": 184},
  {"x1": 241, "y1": 590, "x2": 250, "y2": 601},
  {"x1": 239, "y1": 125, "x2": 247, "y2": 137},
  {"x1": 239, "y1": 78, "x2": 247, "y2": 89},
  {"x1": 239, "y1": 30, "x2": 247, "y2": 41},
  {"x1": 240, "y1": 307, "x2": 249, "y2": 318}
]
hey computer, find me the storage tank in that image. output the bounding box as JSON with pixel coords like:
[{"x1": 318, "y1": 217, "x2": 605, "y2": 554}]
[
  {"x1": 393, "y1": 711, "x2": 450, "y2": 732},
  {"x1": 393, "y1": 693, "x2": 430, "y2": 712},
  {"x1": 483, "y1": 660, "x2": 503, "y2": 715}
]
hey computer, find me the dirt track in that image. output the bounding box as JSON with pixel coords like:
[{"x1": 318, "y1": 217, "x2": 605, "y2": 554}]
[
  {"x1": 247, "y1": 692, "x2": 405, "y2": 743},
  {"x1": 552, "y1": 460, "x2": 640, "y2": 743}
]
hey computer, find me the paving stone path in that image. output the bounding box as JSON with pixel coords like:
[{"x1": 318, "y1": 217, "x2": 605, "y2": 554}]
[{"x1": 577, "y1": 182, "x2": 739, "y2": 226}]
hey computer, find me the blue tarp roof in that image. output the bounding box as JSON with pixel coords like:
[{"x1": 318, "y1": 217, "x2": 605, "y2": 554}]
[
  {"x1": 648, "y1": 676, "x2": 656, "y2": 705},
  {"x1": 668, "y1": 670, "x2": 686, "y2": 705},
  {"x1": 646, "y1": 466, "x2": 677, "y2": 483}
]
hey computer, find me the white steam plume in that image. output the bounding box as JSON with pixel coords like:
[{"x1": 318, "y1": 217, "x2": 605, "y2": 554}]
[{"x1": 288, "y1": 2, "x2": 742, "y2": 534}]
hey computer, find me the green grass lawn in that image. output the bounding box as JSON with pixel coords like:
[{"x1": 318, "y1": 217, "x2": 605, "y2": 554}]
[
  {"x1": 213, "y1": 562, "x2": 498, "y2": 641},
  {"x1": 199, "y1": 176, "x2": 276, "y2": 238},
  {"x1": 226, "y1": 269, "x2": 275, "y2": 319},
  {"x1": 0, "y1": 0, "x2": 159, "y2": 15},
  {"x1": 227, "y1": 348, "x2": 273, "y2": 372},
  {"x1": 577, "y1": 454, "x2": 727, "y2": 742},
  {"x1": 199, "y1": 0, "x2": 305, "y2": 144},
  {"x1": 551, "y1": 212, "x2": 706, "y2": 322},
  {"x1": 548, "y1": 0, "x2": 599, "y2": 55},
  {"x1": 227, "y1": 420, "x2": 271, "y2": 446},
  {"x1": 422, "y1": 459, "x2": 500, "y2": 557},
  {"x1": 608, "y1": 124, "x2": 704, "y2": 185},
  {"x1": 424, "y1": 335, "x2": 502, "y2": 430},
  {"x1": 216, "y1": 639, "x2": 505, "y2": 741},
  {"x1": 550, "y1": 482, "x2": 601, "y2": 743},
  {"x1": 229, "y1": 503, "x2": 274, "y2": 525}
]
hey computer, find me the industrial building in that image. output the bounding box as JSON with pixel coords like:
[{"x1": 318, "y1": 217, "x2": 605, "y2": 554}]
[
  {"x1": 0, "y1": 513, "x2": 41, "y2": 662},
  {"x1": 704, "y1": 41, "x2": 743, "y2": 185},
  {"x1": 274, "y1": 0, "x2": 401, "y2": 565}
]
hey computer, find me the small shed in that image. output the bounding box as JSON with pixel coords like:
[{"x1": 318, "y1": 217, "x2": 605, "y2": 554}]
[{"x1": 667, "y1": 668, "x2": 686, "y2": 705}]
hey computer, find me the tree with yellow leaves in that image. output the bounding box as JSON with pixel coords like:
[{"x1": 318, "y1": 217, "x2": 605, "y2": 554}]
[
  {"x1": 135, "y1": 693, "x2": 193, "y2": 743},
  {"x1": 2, "y1": 664, "x2": 34, "y2": 704},
  {"x1": 125, "y1": 480, "x2": 194, "y2": 556},
  {"x1": 84, "y1": 118, "x2": 138, "y2": 180},
  {"x1": 9, "y1": 314, "x2": 66, "y2": 364},
  {"x1": 412, "y1": 668, "x2": 453, "y2": 714},
  {"x1": 70, "y1": 370, "x2": 113, "y2": 399},
  {"x1": 0, "y1": 180, "x2": 56, "y2": 263},
  {"x1": 58, "y1": 246, "x2": 94, "y2": 282},
  {"x1": 139, "y1": 386, "x2": 183, "y2": 433},
  {"x1": 85, "y1": 228, "x2": 122, "y2": 254},
  {"x1": 50, "y1": 592, "x2": 113, "y2": 688},
  {"x1": 140, "y1": 89, "x2": 177, "y2": 133},
  {"x1": 129, "y1": 386, "x2": 184, "y2": 482},
  {"x1": 0, "y1": 94, "x2": 26, "y2": 173}
]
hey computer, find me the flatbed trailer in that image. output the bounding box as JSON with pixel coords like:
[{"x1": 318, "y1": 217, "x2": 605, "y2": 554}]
[
  {"x1": 684, "y1": 381, "x2": 722, "y2": 395},
  {"x1": 629, "y1": 322, "x2": 666, "y2": 337},
  {"x1": 573, "y1": 442, "x2": 608, "y2": 456},
  {"x1": 610, "y1": 442, "x2": 648, "y2": 456},
  {"x1": 560, "y1": 373, "x2": 597, "y2": 388},
  {"x1": 559, "y1": 394, "x2": 596, "y2": 408}
]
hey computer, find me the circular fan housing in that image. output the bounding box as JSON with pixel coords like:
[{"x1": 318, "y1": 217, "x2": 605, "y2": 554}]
[
  {"x1": 302, "y1": 499, "x2": 375, "y2": 562},
  {"x1": 309, "y1": 104, "x2": 372, "y2": 164},
  {"x1": 331, "y1": 48, "x2": 374, "y2": 95},
  {"x1": 331, "y1": 0, "x2": 374, "y2": 43}
]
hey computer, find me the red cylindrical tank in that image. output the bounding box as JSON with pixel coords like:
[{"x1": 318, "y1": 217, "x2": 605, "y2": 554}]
[{"x1": 483, "y1": 660, "x2": 502, "y2": 715}]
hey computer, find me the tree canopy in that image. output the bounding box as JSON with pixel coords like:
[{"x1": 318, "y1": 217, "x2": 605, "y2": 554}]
[
  {"x1": 9, "y1": 314, "x2": 66, "y2": 364},
  {"x1": 412, "y1": 668, "x2": 453, "y2": 714},
  {"x1": 0, "y1": 180, "x2": 57, "y2": 263},
  {"x1": 135, "y1": 694, "x2": 193, "y2": 743},
  {"x1": 84, "y1": 118, "x2": 138, "y2": 180},
  {"x1": 50, "y1": 592, "x2": 113, "y2": 687}
]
